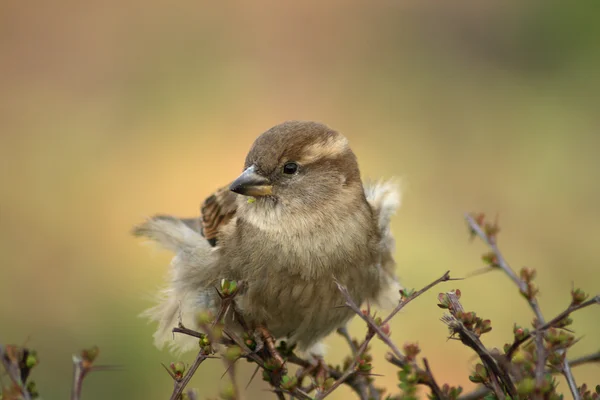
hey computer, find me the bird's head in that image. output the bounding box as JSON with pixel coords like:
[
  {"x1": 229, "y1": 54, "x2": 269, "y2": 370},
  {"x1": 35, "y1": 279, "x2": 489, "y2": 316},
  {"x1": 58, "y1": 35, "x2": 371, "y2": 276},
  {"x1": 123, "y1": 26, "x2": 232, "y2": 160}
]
[{"x1": 230, "y1": 121, "x2": 364, "y2": 212}]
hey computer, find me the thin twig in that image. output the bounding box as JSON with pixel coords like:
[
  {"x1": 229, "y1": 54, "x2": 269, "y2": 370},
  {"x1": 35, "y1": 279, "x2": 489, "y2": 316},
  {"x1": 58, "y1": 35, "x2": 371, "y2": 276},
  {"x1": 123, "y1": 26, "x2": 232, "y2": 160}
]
[
  {"x1": 336, "y1": 326, "x2": 374, "y2": 400},
  {"x1": 533, "y1": 330, "x2": 546, "y2": 399},
  {"x1": 382, "y1": 270, "x2": 452, "y2": 325},
  {"x1": 465, "y1": 214, "x2": 545, "y2": 323},
  {"x1": 170, "y1": 287, "x2": 241, "y2": 400},
  {"x1": 344, "y1": 272, "x2": 451, "y2": 361},
  {"x1": 506, "y1": 296, "x2": 600, "y2": 358},
  {"x1": 0, "y1": 344, "x2": 32, "y2": 400},
  {"x1": 315, "y1": 332, "x2": 374, "y2": 400},
  {"x1": 457, "y1": 351, "x2": 600, "y2": 400},
  {"x1": 570, "y1": 351, "x2": 600, "y2": 367},
  {"x1": 562, "y1": 356, "x2": 579, "y2": 400},
  {"x1": 172, "y1": 325, "x2": 204, "y2": 339},
  {"x1": 335, "y1": 272, "x2": 451, "y2": 399},
  {"x1": 169, "y1": 350, "x2": 210, "y2": 400},
  {"x1": 441, "y1": 310, "x2": 517, "y2": 398},
  {"x1": 423, "y1": 358, "x2": 446, "y2": 400},
  {"x1": 71, "y1": 356, "x2": 87, "y2": 400},
  {"x1": 286, "y1": 353, "x2": 368, "y2": 399},
  {"x1": 465, "y1": 213, "x2": 579, "y2": 399}
]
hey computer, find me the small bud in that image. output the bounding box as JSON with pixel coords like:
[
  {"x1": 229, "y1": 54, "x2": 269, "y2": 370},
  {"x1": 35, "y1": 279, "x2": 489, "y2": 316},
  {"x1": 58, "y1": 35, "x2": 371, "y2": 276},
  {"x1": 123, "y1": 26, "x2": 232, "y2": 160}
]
[
  {"x1": 554, "y1": 316, "x2": 573, "y2": 328},
  {"x1": 262, "y1": 369, "x2": 271, "y2": 381},
  {"x1": 403, "y1": 343, "x2": 420, "y2": 361},
  {"x1": 468, "y1": 212, "x2": 486, "y2": 240},
  {"x1": 484, "y1": 220, "x2": 500, "y2": 240},
  {"x1": 242, "y1": 333, "x2": 257, "y2": 351},
  {"x1": 323, "y1": 377, "x2": 335, "y2": 390},
  {"x1": 26, "y1": 352, "x2": 39, "y2": 369},
  {"x1": 547, "y1": 351, "x2": 565, "y2": 367},
  {"x1": 357, "y1": 354, "x2": 373, "y2": 372},
  {"x1": 437, "y1": 293, "x2": 450, "y2": 309},
  {"x1": 400, "y1": 288, "x2": 415, "y2": 301},
  {"x1": 26, "y1": 381, "x2": 39, "y2": 398},
  {"x1": 461, "y1": 312, "x2": 476, "y2": 325},
  {"x1": 220, "y1": 383, "x2": 236, "y2": 400},
  {"x1": 513, "y1": 324, "x2": 530, "y2": 341},
  {"x1": 170, "y1": 361, "x2": 186, "y2": 380},
  {"x1": 475, "y1": 364, "x2": 488, "y2": 379},
  {"x1": 211, "y1": 324, "x2": 224, "y2": 341},
  {"x1": 481, "y1": 251, "x2": 498, "y2": 267},
  {"x1": 517, "y1": 377, "x2": 536, "y2": 395},
  {"x1": 198, "y1": 333, "x2": 211, "y2": 348},
  {"x1": 541, "y1": 374, "x2": 555, "y2": 393},
  {"x1": 280, "y1": 375, "x2": 298, "y2": 391},
  {"x1": 264, "y1": 358, "x2": 282, "y2": 371},
  {"x1": 512, "y1": 349, "x2": 527, "y2": 364},
  {"x1": 380, "y1": 322, "x2": 391, "y2": 337},
  {"x1": 81, "y1": 346, "x2": 99, "y2": 364},
  {"x1": 480, "y1": 319, "x2": 492, "y2": 334},
  {"x1": 571, "y1": 288, "x2": 589, "y2": 306},
  {"x1": 374, "y1": 316, "x2": 391, "y2": 337},
  {"x1": 220, "y1": 279, "x2": 239, "y2": 296},
  {"x1": 520, "y1": 267, "x2": 536, "y2": 282},
  {"x1": 468, "y1": 364, "x2": 489, "y2": 384},
  {"x1": 224, "y1": 346, "x2": 241, "y2": 362},
  {"x1": 196, "y1": 310, "x2": 214, "y2": 325}
]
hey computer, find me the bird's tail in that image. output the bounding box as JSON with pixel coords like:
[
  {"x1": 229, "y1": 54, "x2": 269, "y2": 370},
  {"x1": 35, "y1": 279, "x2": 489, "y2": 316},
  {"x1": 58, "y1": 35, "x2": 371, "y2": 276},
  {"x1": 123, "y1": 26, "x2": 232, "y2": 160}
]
[
  {"x1": 364, "y1": 179, "x2": 404, "y2": 310},
  {"x1": 133, "y1": 215, "x2": 220, "y2": 353}
]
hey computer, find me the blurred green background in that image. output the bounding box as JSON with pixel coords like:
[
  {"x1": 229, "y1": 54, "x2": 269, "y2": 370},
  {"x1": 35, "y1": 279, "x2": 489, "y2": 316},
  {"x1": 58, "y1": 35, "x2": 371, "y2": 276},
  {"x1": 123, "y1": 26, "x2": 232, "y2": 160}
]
[{"x1": 1, "y1": 1, "x2": 599, "y2": 399}]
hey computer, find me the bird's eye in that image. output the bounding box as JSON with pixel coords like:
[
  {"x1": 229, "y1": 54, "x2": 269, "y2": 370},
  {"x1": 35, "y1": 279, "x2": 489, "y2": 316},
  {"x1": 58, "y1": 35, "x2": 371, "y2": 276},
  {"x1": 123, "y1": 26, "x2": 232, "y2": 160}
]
[{"x1": 282, "y1": 162, "x2": 299, "y2": 175}]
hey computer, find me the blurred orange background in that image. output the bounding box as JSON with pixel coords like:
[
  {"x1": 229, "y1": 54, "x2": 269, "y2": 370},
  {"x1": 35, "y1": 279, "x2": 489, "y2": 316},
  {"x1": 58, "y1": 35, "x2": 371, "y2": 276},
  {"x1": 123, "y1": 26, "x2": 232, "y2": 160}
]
[{"x1": 1, "y1": 1, "x2": 599, "y2": 399}]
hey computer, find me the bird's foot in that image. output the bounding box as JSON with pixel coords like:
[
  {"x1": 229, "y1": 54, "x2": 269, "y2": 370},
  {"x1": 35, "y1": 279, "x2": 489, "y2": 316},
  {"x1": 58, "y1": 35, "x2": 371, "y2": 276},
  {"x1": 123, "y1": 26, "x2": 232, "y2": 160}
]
[
  {"x1": 256, "y1": 325, "x2": 285, "y2": 368},
  {"x1": 313, "y1": 356, "x2": 328, "y2": 386}
]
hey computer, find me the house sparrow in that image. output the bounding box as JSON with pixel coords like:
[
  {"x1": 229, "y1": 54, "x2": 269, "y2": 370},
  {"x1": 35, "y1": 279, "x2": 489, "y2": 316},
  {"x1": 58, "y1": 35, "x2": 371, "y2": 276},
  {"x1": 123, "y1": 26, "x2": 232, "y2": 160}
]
[{"x1": 133, "y1": 121, "x2": 401, "y2": 354}]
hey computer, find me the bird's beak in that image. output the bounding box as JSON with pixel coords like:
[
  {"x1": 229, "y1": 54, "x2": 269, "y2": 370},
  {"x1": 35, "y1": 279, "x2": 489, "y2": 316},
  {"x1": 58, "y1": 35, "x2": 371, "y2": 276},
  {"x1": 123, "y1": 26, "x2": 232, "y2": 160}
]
[{"x1": 229, "y1": 165, "x2": 273, "y2": 197}]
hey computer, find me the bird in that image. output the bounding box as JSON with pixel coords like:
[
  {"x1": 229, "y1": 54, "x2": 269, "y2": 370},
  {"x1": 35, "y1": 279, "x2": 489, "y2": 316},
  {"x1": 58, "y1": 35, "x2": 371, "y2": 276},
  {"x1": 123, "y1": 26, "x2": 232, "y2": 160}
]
[{"x1": 133, "y1": 121, "x2": 402, "y2": 356}]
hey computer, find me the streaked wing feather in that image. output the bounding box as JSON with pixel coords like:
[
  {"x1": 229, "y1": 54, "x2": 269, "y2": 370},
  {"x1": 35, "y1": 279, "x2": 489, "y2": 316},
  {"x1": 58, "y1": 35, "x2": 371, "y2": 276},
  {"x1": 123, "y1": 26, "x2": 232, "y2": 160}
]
[{"x1": 200, "y1": 185, "x2": 238, "y2": 246}]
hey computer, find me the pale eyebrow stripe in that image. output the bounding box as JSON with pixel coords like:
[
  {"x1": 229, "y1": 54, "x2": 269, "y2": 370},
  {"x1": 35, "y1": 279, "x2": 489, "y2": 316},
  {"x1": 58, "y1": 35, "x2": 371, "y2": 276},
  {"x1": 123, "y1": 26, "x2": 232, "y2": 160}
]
[{"x1": 297, "y1": 135, "x2": 349, "y2": 164}]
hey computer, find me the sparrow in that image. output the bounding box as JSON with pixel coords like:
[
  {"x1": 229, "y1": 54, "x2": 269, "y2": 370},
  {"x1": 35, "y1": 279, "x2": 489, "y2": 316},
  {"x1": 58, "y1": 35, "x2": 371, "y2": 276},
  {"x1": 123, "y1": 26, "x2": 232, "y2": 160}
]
[{"x1": 133, "y1": 121, "x2": 402, "y2": 354}]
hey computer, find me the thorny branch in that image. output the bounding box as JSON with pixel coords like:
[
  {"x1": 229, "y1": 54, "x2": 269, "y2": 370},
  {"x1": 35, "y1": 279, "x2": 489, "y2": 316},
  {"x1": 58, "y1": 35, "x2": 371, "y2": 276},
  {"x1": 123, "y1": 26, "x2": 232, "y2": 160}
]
[
  {"x1": 171, "y1": 283, "x2": 316, "y2": 400},
  {"x1": 71, "y1": 347, "x2": 119, "y2": 400},
  {"x1": 4, "y1": 211, "x2": 598, "y2": 400},
  {"x1": 315, "y1": 332, "x2": 375, "y2": 400},
  {"x1": 383, "y1": 270, "x2": 454, "y2": 325},
  {"x1": 334, "y1": 271, "x2": 452, "y2": 400},
  {"x1": 0, "y1": 344, "x2": 32, "y2": 400},
  {"x1": 168, "y1": 350, "x2": 212, "y2": 400},
  {"x1": 440, "y1": 291, "x2": 517, "y2": 399},
  {"x1": 458, "y1": 351, "x2": 600, "y2": 400},
  {"x1": 335, "y1": 326, "x2": 372, "y2": 399},
  {"x1": 505, "y1": 296, "x2": 600, "y2": 358},
  {"x1": 465, "y1": 213, "x2": 599, "y2": 400}
]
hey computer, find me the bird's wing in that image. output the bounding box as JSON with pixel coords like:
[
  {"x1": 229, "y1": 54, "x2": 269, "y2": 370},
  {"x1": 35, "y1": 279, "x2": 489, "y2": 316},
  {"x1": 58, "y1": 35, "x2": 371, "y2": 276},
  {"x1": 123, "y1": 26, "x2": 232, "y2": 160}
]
[
  {"x1": 197, "y1": 185, "x2": 238, "y2": 247},
  {"x1": 177, "y1": 186, "x2": 238, "y2": 247},
  {"x1": 364, "y1": 179, "x2": 403, "y2": 309}
]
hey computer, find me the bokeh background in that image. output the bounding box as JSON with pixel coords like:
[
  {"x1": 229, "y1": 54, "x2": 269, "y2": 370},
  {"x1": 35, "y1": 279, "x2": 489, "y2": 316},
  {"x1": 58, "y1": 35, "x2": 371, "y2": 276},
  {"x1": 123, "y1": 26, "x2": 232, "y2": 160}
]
[{"x1": 1, "y1": 1, "x2": 599, "y2": 398}]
